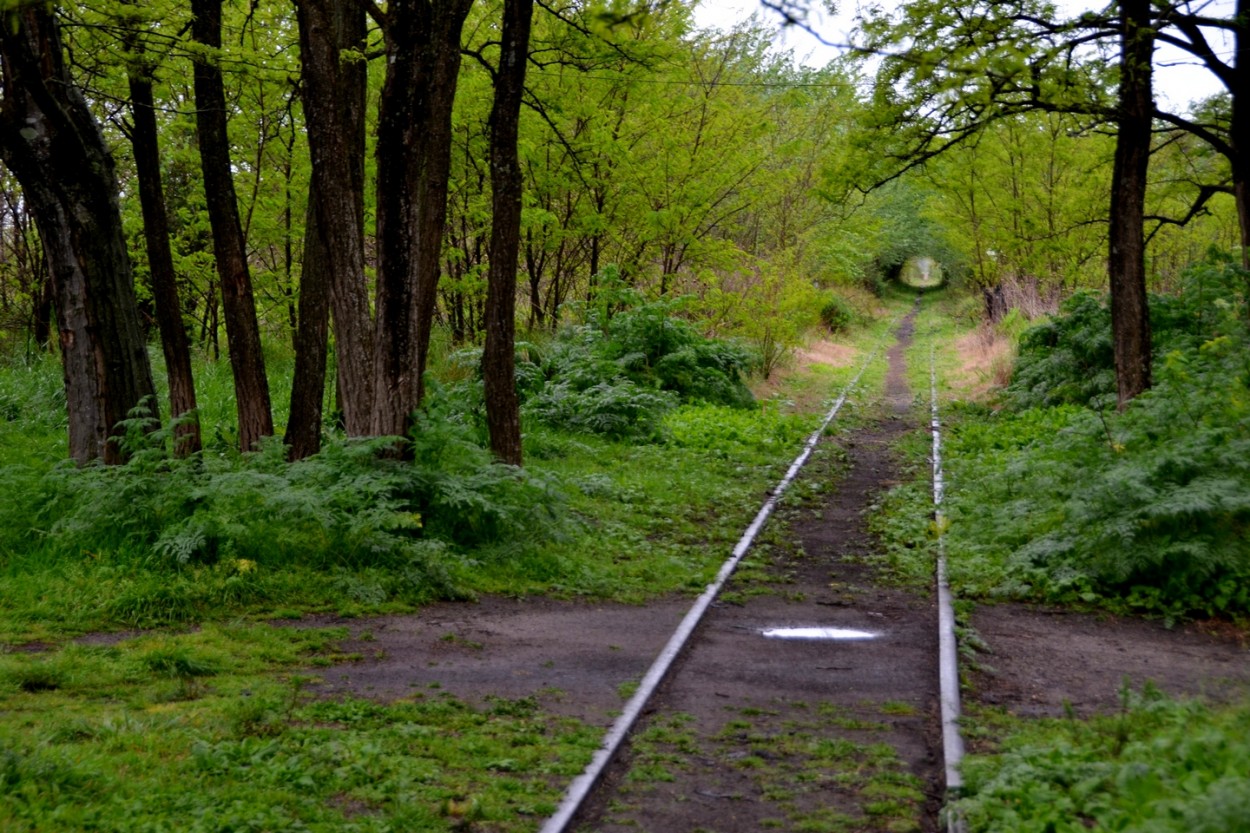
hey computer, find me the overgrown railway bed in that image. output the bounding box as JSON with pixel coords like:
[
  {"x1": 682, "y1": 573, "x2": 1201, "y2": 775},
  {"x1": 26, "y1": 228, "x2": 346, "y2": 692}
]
[
  {"x1": 295, "y1": 300, "x2": 1250, "y2": 832},
  {"x1": 532, "y1": 303, "x2": 965, "y2": 833}
]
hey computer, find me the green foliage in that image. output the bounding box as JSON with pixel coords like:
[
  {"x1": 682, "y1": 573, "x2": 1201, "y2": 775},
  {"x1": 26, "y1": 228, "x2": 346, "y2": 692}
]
[
  {"x1": 0, "y1": 406, "x2": 563, "y2": 627},
  {"x1": 819, "y1": 293, "x2": 860, "y2": 334},
  {"x1": 1007, "y1": 254, "x2": 1249, "y2": 410},
  {"x1": 524, "y1": 293, "x2": 755, "y2": 440},
  {"x1": 1005, "y1": 292, "x2": 1116, "y2": 408},
  {"x1": 954, "y1": 691, "x2": 1250, "y2": 832},
  {"x1": 938, "y1": 262, "x2": 1250, "y2": 618}
]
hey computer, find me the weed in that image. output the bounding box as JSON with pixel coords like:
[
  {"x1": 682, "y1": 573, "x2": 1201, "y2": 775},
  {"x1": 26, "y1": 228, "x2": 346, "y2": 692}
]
[{"x1": 954, "y1": 692, "x2": 1250, "y2": 832}]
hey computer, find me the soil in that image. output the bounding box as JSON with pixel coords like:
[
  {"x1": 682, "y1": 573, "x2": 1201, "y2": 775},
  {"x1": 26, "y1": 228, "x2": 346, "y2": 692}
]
[{"x1": 267, "y1": 304, "x2": 1250, "y2": 832}]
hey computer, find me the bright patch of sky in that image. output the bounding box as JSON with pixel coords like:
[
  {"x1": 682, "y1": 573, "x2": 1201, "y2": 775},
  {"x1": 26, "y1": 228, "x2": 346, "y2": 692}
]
[{"x1": 692, "y1": 0, "x2": 1233, "y2": 114}]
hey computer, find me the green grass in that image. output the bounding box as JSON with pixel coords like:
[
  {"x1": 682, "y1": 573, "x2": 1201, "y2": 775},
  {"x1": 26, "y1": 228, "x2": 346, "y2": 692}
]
[
  {"x1": 609, "y1": 702, "x2": 927, "y2": 831},
  {"x1": 0, "y1": 625, "x2": 598, "y2": 832},
  {"x1": 954, "y1": 689, "x2": 1250, "y2": 832}
]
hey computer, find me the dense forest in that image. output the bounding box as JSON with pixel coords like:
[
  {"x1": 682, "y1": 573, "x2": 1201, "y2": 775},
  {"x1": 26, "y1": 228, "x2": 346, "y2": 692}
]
[
  {"x1": 1, "y1": 0, "x2": 1240, "y2": 463},
  {"x1": 1, "y1": 0, "x2": 1248, "y2": 829}
]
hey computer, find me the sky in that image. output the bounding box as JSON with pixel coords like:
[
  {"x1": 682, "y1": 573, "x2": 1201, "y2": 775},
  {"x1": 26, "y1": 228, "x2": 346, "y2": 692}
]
[{"x1": 691, "y1": 0, "x2": 1232, "y2": 113}]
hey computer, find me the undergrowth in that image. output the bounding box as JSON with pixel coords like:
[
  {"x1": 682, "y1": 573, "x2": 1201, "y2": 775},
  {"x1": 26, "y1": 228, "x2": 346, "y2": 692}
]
[
  {"x1": 446, "y1": 291, "x2": 757, "y2": 442},
  {"x1": 946, "y1": 256, "x2": 1250, "y2": 619},
  {"x1": 879, "y1": 254, "x2": 1250, "y2": 620},
  {"x1": 953, "y1": 688, "x2": 1250, "y2": 832},
  {"x1": 0, "y1": 624, "x2": 598, "y2": 832}
]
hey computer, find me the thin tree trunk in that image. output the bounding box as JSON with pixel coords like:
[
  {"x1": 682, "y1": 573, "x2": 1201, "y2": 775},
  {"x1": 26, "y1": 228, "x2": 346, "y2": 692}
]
[
  {"x1": 32, "y1": 262, "x2": 52, "y2": 350},
  {"x1": 128, "y1": 53, "x2": 202, "y2": 456},
  {"x1": 0, "y1": 6, "x2": 157, "y2": 463},
  {"x1": 293, "y1": 0, "x2": 373, "y2": 438},
  {"x1": 372, "y1": 0, "x2": 474, "y2": 441},
  {"x1": 483, "y1": 0, "x2": 533, "y2": 466},
  {"x1": 285, "y1": 199, "x2": 331, "y2": 460},
  {"x1": 1108, "y1": 0, "x2": 1154, "y2": 407},
  {"x1": 1233, "y1": 0, "x2": 1249, "y2": 271},
  {"x1": 191, "y1": 0, "x2": 274, "y2": 450}
]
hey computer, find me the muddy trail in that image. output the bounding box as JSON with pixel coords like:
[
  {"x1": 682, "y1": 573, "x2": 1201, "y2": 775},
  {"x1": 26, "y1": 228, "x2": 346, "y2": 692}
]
[{"x1": 287, "y1": 302, "x2": 1250, "y2": 832}]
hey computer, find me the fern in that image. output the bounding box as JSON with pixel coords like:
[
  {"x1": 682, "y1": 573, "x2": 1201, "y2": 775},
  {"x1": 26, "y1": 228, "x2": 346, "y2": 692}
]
[{"x1": 942, "y1": 257, "x2": 1250, "y2": 617}]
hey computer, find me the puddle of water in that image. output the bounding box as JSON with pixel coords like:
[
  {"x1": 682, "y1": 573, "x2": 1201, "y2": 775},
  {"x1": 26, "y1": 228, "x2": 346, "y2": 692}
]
[{"x1": 761, "y1": 627, "x2": 879, "y2": 641}]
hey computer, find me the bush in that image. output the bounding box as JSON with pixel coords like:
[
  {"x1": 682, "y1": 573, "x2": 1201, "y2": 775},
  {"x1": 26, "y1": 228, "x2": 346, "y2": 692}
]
[
  {"x1": 930, "y1": 256, "x2": 1250, "y2": 619},
  {"x1": 1006, "y1": 253, "x2": 1248, "y2": 410},
  {"x1": 520, "y1": 294, "x2": 756, "y2": 440},
  {"x1": 0, "y1": 407, "x2": 564, "y2": 600},
  {"x1": 819, "y1": 293, "x2": 857, "y2": 334}
]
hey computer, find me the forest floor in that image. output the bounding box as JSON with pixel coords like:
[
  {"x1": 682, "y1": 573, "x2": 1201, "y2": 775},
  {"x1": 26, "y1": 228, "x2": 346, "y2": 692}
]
[{"x1": 264, "y1": 308, "x2": 1250, "y2": 831}]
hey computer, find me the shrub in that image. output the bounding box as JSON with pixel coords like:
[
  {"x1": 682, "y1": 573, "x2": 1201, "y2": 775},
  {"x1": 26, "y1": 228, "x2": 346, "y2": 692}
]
[
  {"x1": 819, "y1": 293, "x2": 857, "y2": 334},
  {"x1": 521, "y1": 294, "x2": 756, "y2": 439},
  {"x1": 924, "y1": 256, "x2": 1250, "y2": 618},
  {"x1": 1005, "y1": 254, "x2": 1248, "y2": 410},
  {"x1": 0, "y1": 405, "x2": 564, "y2": 604}
]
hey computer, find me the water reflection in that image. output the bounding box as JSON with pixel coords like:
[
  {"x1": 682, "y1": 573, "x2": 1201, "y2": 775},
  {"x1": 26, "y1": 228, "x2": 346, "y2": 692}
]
[{"x1": 761, "y1": 627, "x2": 878, "y2": 641}]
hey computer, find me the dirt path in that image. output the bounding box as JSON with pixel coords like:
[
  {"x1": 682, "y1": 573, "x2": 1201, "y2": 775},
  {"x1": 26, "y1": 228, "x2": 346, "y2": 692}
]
[{"x1": 574, "y1": 305, "x2": 943, "y2": 832}]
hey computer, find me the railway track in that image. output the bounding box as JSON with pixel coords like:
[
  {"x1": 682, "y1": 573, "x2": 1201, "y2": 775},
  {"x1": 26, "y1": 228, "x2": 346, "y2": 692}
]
[{"x1": 538, "y1": 301, "x2": 968, "y2": 833}]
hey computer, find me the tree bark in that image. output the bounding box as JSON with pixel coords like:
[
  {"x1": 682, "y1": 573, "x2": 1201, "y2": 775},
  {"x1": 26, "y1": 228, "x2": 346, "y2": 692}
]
[
  {"x1": 0, "y1": 6, "x2": 158, "y2": 463},
  {"x1": 285, "y1": 198, "x2": 331, "y2": 460},
  {"x1": 127, "y1": 51, "x2": 202, "y2": 456},
  {"x1": 191, "y1": 0, "x2": 274, "y2": 451},
  {"x1": 1108, "y1": 0, "x2": 1154, "y2": 407},
  {"x1": 293, "y1": 0, "x2": 373, "y2": 439},
  {"x1": 371, "y1": 0, "x2": 474, "y2": 441},
  {"x1": 483, "y1": 0, "x2": 533, "y2": 466},
  {"x1": 1233, "y1": 0, "x2": 1249, "y2": 270}
]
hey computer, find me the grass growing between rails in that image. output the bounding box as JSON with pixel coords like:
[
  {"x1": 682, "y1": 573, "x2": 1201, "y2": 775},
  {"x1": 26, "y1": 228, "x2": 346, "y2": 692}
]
[
  {"x1": 0, "y1": 623, "x2": 599, "y2": 832},
  {"x1": 606, "y1": 703, "x2": 927, "y2": 832},
  {"x1": 953, "y1": 689, "x2": 1250, "y2": 832}
]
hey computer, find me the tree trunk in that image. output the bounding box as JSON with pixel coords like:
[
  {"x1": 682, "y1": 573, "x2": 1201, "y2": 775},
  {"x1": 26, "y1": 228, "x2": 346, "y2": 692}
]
[
  {"x1": 371, "y1": 0, "x2": 474, "y2": 441},
  {"x1": 128, "y1": 53, "x2": 202, "y2": 456},
  {"x1": 285, "y1": 199, "x2": 331, "y2": 460},
  {"x1": 1108, "y1": 0, "x2": 1154, "y2": 407},
  {"x1": 483, "y1": 0, "x2": 533, "y2": 466},
  {"x1": 1233, "y1": 0, "x2": 1249, "y2": 271},
  {"x1": 191, "y1": 0, "x2": 274, "y2": 451},
  {"x1": 293, "y1": 0, "x2": 373, "y2": 438},
  {"x1": 0, "y1": 6, "x2": 157, "y2": 463}
]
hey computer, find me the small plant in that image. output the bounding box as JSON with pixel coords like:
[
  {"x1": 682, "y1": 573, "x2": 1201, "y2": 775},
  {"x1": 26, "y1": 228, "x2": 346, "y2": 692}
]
[{"x1": 954, "y1": 693, "x2": 1250, "y2": 832}]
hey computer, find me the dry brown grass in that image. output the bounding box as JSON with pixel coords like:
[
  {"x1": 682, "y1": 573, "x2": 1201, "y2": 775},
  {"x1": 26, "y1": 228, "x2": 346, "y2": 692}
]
[
  {"x1": 952, "y1": 324, "x2": 1016, "y2": 400},
  {"x1": 750, "y1": 337, "x2": 861, "y2": 409},
  {"x1": 795, "y1": 339, "x2": 858, "y2": 369}
]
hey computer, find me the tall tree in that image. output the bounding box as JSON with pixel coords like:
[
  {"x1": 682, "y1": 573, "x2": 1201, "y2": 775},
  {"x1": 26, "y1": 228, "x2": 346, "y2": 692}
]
[
  {"x1": 1108, "y1": 0, "x2": 1155, "y2": 405},
  {"x1": 125, "y1": 34, "x2": 202, "y2": 456},
  {"x1": 371, "y1": 0, "x2": 474, "y2": 441},
  {"x1": 292, "y1": 0, "x2": 372, "y2": 447},
  {"x1": 191, "y1": 0, "x2": 274, "y2": 451},
  {"x1": 1152, "y1": 0, "x2": 1250, "y2": 268},
  {"x1": 0, "y1": 3, "x2": 157, "y2": 463},
  {"x1": 285, "y1": 198, "x2": 333, "y2": 460},
  {"x1": 482, "y1": 0, "x2": 533, "y2": 465}
]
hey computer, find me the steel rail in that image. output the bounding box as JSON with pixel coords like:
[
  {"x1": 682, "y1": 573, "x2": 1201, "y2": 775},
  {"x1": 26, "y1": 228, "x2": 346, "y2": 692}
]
[
  {"x1": 538, "y1": 330, "x2": 892, "y2": 833},
  {"x1": 931, "y1": 344, "x2": 968, "y2": 833}
]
